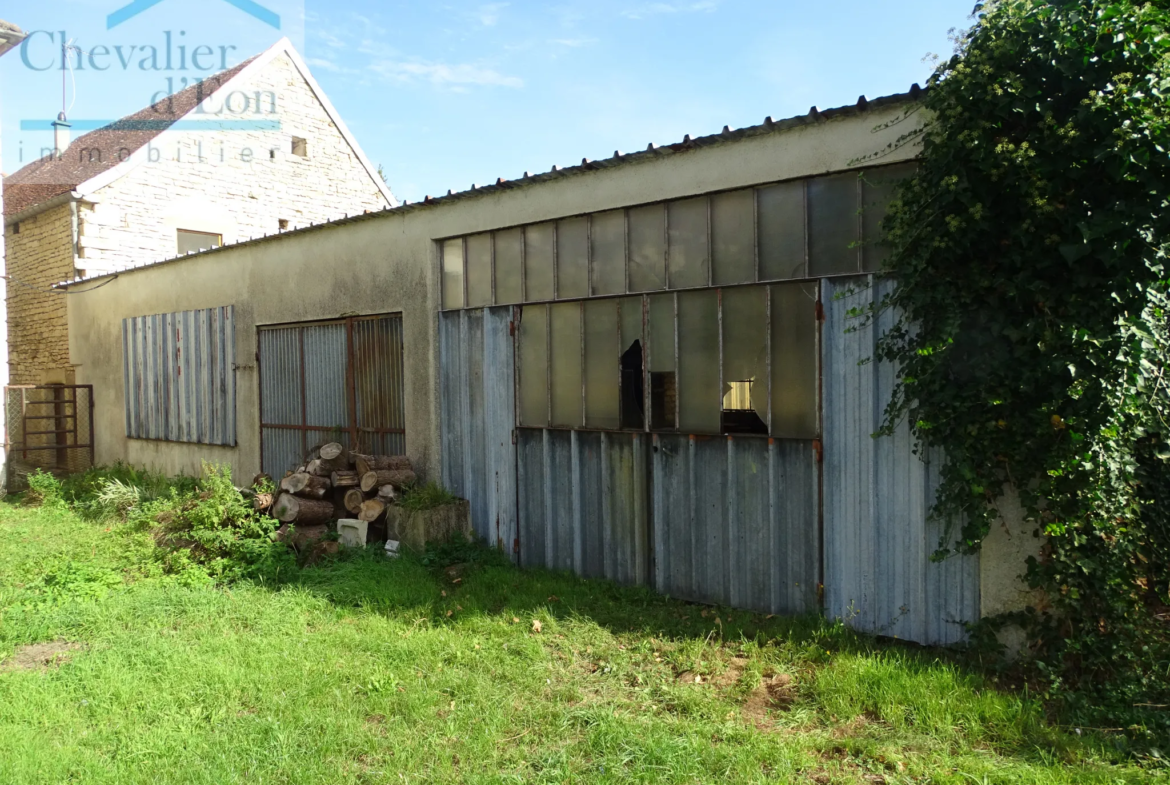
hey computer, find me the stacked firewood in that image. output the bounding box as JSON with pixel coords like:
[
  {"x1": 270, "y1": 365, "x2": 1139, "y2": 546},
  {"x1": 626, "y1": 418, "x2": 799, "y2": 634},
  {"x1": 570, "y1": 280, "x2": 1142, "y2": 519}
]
[{"x1": 255, "y1": 442, "x2": 417, "y2": 527}]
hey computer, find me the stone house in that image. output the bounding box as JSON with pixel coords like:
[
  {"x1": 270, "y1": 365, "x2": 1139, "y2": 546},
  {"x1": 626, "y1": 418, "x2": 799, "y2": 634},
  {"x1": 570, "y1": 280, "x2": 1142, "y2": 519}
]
[{"x1": 3, "y1": 37, "x2": 394, "y2": 386}]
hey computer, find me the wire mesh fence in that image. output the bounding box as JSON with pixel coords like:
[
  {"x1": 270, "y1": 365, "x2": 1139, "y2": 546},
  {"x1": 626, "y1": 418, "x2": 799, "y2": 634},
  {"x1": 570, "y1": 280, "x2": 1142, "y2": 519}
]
[{"x1": 4, "y1": 385, "x2": 95, "y2": 492}]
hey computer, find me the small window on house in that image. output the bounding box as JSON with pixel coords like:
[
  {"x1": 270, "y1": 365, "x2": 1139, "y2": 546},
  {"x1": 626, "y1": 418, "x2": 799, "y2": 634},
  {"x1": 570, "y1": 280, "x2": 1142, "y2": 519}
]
[
  {"x1": 278, "y1": 219, "x2": 289, "y2": 231},
  {"x1": 11, "y1": 222, "x2": 20, "y2": 235},
  {"x1": 292, "y1": 136, "x2": 308, "y2": 158},
  {"x1": 177, "y1": 229, "x2": 222, "y2": 255}
]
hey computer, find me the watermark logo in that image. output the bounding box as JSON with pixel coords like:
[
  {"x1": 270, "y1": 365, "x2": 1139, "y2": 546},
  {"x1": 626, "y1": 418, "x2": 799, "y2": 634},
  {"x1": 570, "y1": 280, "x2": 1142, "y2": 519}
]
[{"x1": 108, "y1": 0, "x2": 282, "y2": 30}]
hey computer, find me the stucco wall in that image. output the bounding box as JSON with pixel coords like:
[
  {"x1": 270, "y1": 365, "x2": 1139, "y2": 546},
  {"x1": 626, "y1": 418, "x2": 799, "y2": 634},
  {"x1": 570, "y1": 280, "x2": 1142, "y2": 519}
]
[
  {"x1": 6, "y1": 203, "x2": 75, "y2": 385},
  {"x1": 67, "y1": 100, "x2": 922, "y2": 487}
]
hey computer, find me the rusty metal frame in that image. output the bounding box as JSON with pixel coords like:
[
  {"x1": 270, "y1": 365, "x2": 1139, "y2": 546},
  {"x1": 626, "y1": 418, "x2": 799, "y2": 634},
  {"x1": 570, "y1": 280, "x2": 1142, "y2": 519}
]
[
  {"x1": 4, "y1": 384, "x2": 95, "y2": 470},
  {"x1": 258, "y1": 313, "x2": 406, "y2": 472}
]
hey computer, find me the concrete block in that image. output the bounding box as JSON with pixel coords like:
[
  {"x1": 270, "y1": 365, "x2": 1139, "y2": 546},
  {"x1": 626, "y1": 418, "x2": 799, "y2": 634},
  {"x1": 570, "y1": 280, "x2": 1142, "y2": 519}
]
[
  {"x1": 337, "y1": 518, "x2": 368, "y2": 548},
  {"x1": 385, "y1": 499, "x2": 472, "y2": 552}
]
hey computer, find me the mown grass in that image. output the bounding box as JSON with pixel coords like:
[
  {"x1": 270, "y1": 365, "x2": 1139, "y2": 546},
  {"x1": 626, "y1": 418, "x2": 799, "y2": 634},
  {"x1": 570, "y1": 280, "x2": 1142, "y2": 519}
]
[{"x1": 0, "y1": 495, "x2": 1163, "y2": 784}]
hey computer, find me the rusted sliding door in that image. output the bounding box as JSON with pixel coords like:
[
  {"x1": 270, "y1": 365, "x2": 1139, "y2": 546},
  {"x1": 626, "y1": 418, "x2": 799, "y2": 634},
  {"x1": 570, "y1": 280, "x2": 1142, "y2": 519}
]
[{"x1": 258, "y1": 314, "x2": 405, "y2": 478}]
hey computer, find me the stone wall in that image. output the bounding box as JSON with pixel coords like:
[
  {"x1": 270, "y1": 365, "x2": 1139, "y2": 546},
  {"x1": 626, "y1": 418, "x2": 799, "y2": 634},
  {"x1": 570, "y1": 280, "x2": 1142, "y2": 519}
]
[{"x1": 5, "y1": 203, "x2": 74, "y2": 385}]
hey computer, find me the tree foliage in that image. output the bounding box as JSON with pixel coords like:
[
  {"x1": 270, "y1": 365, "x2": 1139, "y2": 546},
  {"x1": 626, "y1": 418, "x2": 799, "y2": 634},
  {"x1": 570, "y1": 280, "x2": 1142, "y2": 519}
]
[{"x1": 879, "y1": 0, "x2": 1170, "y2": 731}]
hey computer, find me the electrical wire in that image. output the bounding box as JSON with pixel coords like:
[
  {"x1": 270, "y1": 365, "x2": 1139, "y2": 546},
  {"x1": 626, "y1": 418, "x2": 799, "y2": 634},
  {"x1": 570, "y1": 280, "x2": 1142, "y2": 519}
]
[{"x1": 0, "y1": 273, "x2": 119, "y2": 295}]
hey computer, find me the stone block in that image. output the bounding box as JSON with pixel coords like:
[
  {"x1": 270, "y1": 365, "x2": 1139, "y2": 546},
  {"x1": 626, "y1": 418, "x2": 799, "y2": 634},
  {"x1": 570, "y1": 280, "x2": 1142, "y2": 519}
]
[
  {"x1": 337, "y1": 518, "x2": 369, "y2": 548},
  {"x1": 385, "y1": 499, "x2": 472, "y2": 552}
]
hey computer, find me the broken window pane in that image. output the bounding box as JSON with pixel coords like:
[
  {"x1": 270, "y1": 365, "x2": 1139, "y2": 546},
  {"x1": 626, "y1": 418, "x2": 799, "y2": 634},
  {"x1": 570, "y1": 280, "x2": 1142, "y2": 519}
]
[
  {"x1": 550, "y1": 302, "x2": 583, "y2": 427},
  {"x1": 808, "y1": 174, "x2": 860, "y2": 276},
  {"x1": 721, "y1": 286, "x2": 769, "y2": 434},
  {"x1": 525, "y1": 223, "x2": 555, "y2": 301},
  {"x1": 771, "y1": 282, "x2": 818, "y2": 438},
  {"x1": 629, "y1": 204, "x2": 666, "y2": 292},
  {"x1": 584, "y1": 300, "x2": 620, "y2": 430},
  {"x1": 494, "y1": 227, "x2": 523, "y2": 304},
  {"x1": 557, "y1": 217, "x2": 589, "y2": 299},
  {"x1": 518, "y1": 305, "x2": 548, "y2": 427},
  {"x1": 466, "y1": 232, "x2": 493, "y2": 308},
  {"x1": 441, "y1": 238, "x2": 464, "y2": 310},
  {"x1": 758, "y1": 181, "x2": 806, "y2": 280},
  {"x1": 712, "y1": 189, "x2": 756, "y2": 285},
  {"x1": 648, "y1": 293, "x2": 676, "y2": 430},
  {"x1": 619, "y1": 297, "x2": 645, "y2": 430},
  {"x1": 677, "y1": 289, "x2": 720, "y2": 433},
  {"x1": 862, "y1": 163, "x2": 916, "y2": 273},
  {"x1": 667, "y1": 197, "x2": 709, "y2": 289},
  {"x1": 591, "y1": 210, "x2": 626, "y2": 296}
]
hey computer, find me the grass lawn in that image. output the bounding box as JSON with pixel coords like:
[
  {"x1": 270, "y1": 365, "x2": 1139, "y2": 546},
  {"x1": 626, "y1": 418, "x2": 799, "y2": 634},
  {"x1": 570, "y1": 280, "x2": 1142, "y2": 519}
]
[{"x1": 0, "y1": 498, "x2": 1162, "y2": 784}]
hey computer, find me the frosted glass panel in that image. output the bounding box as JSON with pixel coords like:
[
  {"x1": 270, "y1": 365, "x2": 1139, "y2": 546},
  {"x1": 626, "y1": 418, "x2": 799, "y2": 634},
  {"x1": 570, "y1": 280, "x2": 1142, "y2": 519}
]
[
  {"x1": 712, "y1": 190, "x2": 756, "y2": 285},
  {"x1": 441, "y1": 238, "x2": 464, "y2": 310},
  {"x1": 525, "y1": 223, "x2": 555, "y2": 301},
  {"x1": 771, "y1": 282, "x2": 818, "y2": 438},
  {"x1": 466, "y1": 232, "x2": 492, "y2": 308},
  {"x1": 862, "y1": 163, "x2": 915, "y2": 273},
  {"x1": 584, "y1": 300, "x2": 620, "y2": 429},
  {"x1": 591, "y1": 210, "x2": 626, "y2": 296},
  {"x1": 677, "y1": 289, "x2": 720, "y2": 433},
  {"x1": 629, "y1": 204, "x2": 666, "y2": 292},
  {"x1": 494, "y1": 227, "x2": 523, "y2": 304},
  {"x1": 550, "y1": 302, "x2": 583, "y2": 427},
  {"x1": 557, "y1": 217, "x2": 589, "y2": 299},
  {"x1": 758, "y1": 181, "x2": 806, "y2": 280},
  {"x1": 667, "y1": 197, "x2": 709, "y2": 289},
  {"x1": 518, "y1": 305, "x2": 548, "y2": 427},
  {"x1": 648, "y1": 294, "x2": 676, "y2": 430},
  {"x1": 721, "y1": 286, "x2": 769, "y2": 434},
  {"x1": 619, "y1": 297, "x2": 644, "y2": 429},
  {"x1": 808, "y1": 174, "x2": 860, "y2": 276}
]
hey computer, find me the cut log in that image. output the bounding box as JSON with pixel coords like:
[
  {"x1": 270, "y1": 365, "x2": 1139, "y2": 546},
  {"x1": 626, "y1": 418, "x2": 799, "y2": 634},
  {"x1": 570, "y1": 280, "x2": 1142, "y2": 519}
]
[
  {"x1": 253, "y1": 492, "x2": 274, "y2": 512},
  {"x1": 272, "y1": 494, "x2": 334, "y2": 525},
  {"x1": 359, "y1": 498, "x2": 387, "y2": 523},
  {"x1": 331, "y1": 470, "x2": 360, "y2": 488},
  {"x1": 282, "y1": 472, "x2": 331, "y2": 499},
  {"x1": 353, "y1": 454, "x2": 413, "y2": 476},
  {"x1": 311, "y1": 456, "x2": 350, "y2": 475},
  {"x1": 360, "y1": 469, "x2": 417, "y2": 493},
  {"x1": 377, "y1": 484, "x2": 397, "y2": 503},
  {"x1": 344, "y1": 488, "x2": 367, "y2": 514},
  {"x1": 319, "y1": 442, "x2": 348, "y2": 462}
]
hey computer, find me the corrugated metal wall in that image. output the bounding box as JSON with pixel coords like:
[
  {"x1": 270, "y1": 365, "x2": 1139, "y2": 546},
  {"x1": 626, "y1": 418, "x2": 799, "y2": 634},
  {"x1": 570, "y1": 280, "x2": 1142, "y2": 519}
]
[
  {"x1": 439, "y1": 308, "x2": 519, "y2": 558},
  {"x1": 822, "y1": 276, "x2": 979, "y2": 645},
  {"x1": 517, "y1": 429, "x2": 650, "y2": 585},
  {"x1": 122, "y1": 306, "x2": 235, "y2": 446}
]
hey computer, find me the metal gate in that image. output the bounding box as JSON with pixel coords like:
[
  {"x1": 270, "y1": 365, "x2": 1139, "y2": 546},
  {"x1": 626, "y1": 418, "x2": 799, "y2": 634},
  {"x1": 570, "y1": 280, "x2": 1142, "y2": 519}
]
[
  {"x1": 4, "y1": 385, "x2": 95, "y2": 489},
  {"x1": 258, "y1": 314, "x2": 405, "y2": 478}
]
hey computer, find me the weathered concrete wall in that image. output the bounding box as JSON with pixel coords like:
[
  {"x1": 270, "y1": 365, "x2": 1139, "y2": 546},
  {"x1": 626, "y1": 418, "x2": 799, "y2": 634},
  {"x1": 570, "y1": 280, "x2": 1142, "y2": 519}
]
[
  {"x1": 6, "y1": 203, "x2": 75, "y2": 385},
  {"x1": 67, "y1": 99, "x2": 922, "y2": 493}
]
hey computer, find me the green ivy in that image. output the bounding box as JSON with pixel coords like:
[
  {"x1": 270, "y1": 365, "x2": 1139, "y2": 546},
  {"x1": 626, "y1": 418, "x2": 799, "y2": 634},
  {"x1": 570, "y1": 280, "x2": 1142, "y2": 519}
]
[{"x1": 878, "y1": 0, "x2": 1170, "y2": 734}]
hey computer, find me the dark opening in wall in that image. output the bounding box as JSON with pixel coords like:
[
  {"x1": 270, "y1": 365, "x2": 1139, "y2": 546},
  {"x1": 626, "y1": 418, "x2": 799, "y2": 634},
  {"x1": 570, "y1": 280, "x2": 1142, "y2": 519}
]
[
  {"x1": 620, "y1": 340, "x2": 644, "y2": 430},
  {"x1": 650, "y1": 372, "x2": 676, "y2": 430}
]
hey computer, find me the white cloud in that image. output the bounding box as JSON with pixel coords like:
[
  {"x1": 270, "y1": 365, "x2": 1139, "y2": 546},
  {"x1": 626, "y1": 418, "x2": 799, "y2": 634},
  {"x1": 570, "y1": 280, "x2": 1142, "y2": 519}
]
[
  {"x1": 622, "y1": 1, "x2": 719, "y2": 20},
  {"x1": 476, "y1": 3, "x2": 510, "y2": 26},
  {"x1": 305, "y1": 57, "x2": 342, "y2": 72},
  {"x1": 551, "y1": 37, "x2": 598, "y2": 48},
  {"x1": 367, "y1": 60, "x2": 524, "y2": 88}
]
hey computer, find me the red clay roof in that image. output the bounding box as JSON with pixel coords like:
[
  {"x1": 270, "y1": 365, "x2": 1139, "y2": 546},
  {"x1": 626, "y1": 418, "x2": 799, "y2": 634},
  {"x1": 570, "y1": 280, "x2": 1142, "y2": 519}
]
[{"x1": 4, "y1": 56, "x2": 256, "y2": 217}]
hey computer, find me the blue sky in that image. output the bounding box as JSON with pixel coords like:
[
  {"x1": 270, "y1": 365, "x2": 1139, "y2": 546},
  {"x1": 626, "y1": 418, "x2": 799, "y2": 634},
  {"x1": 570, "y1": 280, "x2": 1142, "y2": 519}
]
[{"x1": 1, "y1": 0, "x2": 975, "y2": 202}]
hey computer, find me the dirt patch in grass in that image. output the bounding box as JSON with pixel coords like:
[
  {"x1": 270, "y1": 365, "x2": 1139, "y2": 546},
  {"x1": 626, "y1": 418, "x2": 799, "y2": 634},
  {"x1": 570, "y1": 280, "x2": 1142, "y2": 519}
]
[
  {"x1": 743, "y1": 673, "x2": 797, "y2": 722},
  {"x1": 1, "y1": 640, "x2": 85, "y2": 672}
]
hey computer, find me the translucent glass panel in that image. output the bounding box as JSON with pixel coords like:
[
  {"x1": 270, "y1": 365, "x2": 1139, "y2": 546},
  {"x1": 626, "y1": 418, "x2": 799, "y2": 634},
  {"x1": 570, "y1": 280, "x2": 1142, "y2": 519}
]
[
  {"x1": 667, "y1": 197, "x2": 709, "y2": 289},
  {"x1": 557, "y1": 217, "x2": 589, "y2": 299},
  {"x1": 629, "y1": 204, "x2": 666, "y2": 292},
  {"x1": 441, "y1": 238, "x2": 464, "y2": 310},
  {"x1": 518, "y1": 305, "x2": 548, "y2": 427},
  {"x1": 466, "y1": 233, "x2": 493, "y2": 308},
  {"x1": 584, "y1": 300, "x2": 620, "y2": 429},
  {"x1": 771, "y1": 282, "x2": 818, "y2": 438},
  {"x1": 619, "y1": 297, "x2": 644, "y2": 429},
  {"x1": 808, "y1": 173, "x2": 860, "y2": 277},
  {"x1": 758, "y1": 181, "x2": 806, "y2": 280},
  {"x1": 862, "y1": 163, "x2": 916, "y2": 273},
  {"x1": 721, "y1": 287, "x2": 769, "y2": 433},
  {"x1": 591, "y1": 210, "x2": 626, "y2": 296},
  {"x1": 712, "y1": 189, "x2": 756, "y2": 285},
  {"x1": 495, "y1": 227, "x2": 523, "y2": 304},
  {"x1": 677, "y1": 289, "x2": 719, "y2": 433},
  {"x1": 525, "y1": 223, "x2": 555, "y2": 302},
  {"x1": 648, "y1": 293, "x2": 676, "y2": 430},
  {"x1": 550, "y1": 302, "x2": 583, "y2": 427}
]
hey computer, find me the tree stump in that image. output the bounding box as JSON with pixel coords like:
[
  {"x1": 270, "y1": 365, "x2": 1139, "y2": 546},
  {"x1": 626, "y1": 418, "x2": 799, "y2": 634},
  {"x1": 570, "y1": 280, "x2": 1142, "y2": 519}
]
[
  {"x1": 360, "y1": 469, "x2": 417, "y2": 493},
  {"x1": 353, "y1": 454, "x2": 413, "y2": 476},
  {"x1": 281, "y1": 472, "x2": 331, "y2": 499},
  {"x1": 359, "y1": 498, "x2": 387, "y2": 523},
  {"x1": 272, "y1": 494, "x2": 334, "y2": 525},
  {"x1": 344, "y1": 488, "x2": 367, "y2": 514}
]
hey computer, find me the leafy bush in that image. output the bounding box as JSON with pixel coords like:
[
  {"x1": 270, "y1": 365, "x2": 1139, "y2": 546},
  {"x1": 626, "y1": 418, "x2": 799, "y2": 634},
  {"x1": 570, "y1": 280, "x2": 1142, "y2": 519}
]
[
  {"x1": 25, "y1": 470, "x2": 64, "y2": 508},
  {"x1": 398, "y1": 482, "x2": 457, "y2": 512},
  {"x1": 878, "y1": 0, "x2": 1170, "y2": 737}
]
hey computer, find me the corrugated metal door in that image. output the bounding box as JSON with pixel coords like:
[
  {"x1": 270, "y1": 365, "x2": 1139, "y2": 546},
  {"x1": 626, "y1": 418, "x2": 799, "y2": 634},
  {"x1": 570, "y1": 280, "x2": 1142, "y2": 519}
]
[{"x1": 259, "y1": 315, "x2": 405, "y2": 478}]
